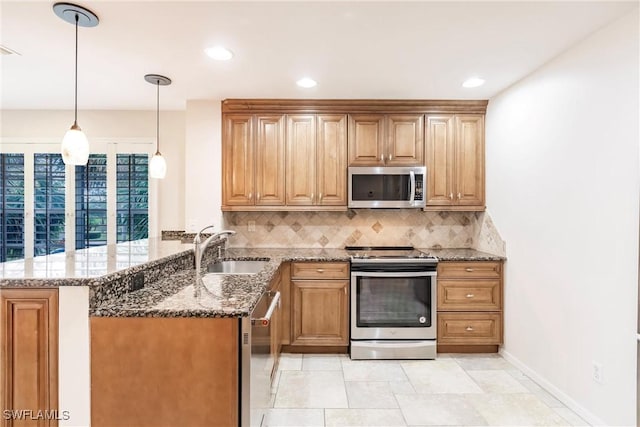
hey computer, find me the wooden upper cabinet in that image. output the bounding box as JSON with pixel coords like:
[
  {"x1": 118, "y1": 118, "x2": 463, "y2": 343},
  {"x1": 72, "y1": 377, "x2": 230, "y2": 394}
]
[
  {"x1": 425, "y1": 115, "x2": 455, "y2": 206},
  {"x1": 455, "y1": 115, "x2": 485, "y2": 207},
  {"x1": 348, "y1": 114, "x2": 385, "y2": 166},
  {"x1": 425, "y1": 114, "x2": 485, "y2": 210},
  {"x1": 386, "y1": 114, "x2": 424, "y2": 165},
  {"x1": 222, "y1": 115, "x2": 254, "y2": 207},
  {"x1": 1, "y1": 289, "x2": 58, "y2": 426},
  {"x1": 348, "y1": 114, "x2": 423, "y2": 166},
  {"x1": 286, "y1": 115, "x2": 317, "y2": 206},
  {"x1": 316, "y1": 115, "x2": 347, "y2": 206},
  {"x1": 255, "y1": 115, "x2": 285, "y2": 206}
]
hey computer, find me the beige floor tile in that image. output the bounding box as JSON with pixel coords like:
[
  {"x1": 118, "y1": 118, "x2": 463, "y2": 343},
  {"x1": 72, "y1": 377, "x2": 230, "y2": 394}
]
[
  {"x1": 279, "y1": 353, "x2": 303, "y2": 371},
  {"x1": 518, "y1": 378, "x2": 565, "y2": 408},
  {"x1": 274, "y1": 371, "x2": 348, "y2": 409},
  {"x1": 467, "y1": 393, "x2": 569, "y2": 426},
  {"x1": 345, "y1": 381, "x2": 398, "y2": 408},
  {"x1": 303, "y1": 355, "x2": 343, "y2": 371},
  {"x1": 266, "y1": 408, "x2": 325, "y2": 427},
  {"x1": 342, "y1": 359, "x2": 408, "y2": 381},
  {"x1": 401, "y1": 360, "x2": 484, "y2": 394},
  {"x1": 325, "y1": 408, "x2": 407, "y2": 426},
  {"x1": 453, "y1": 354, "x2": 516, "y2": 371},
  {"x1": 389, "y1": 380, "x2": 416, "y2": 394},
  {"x1": 552, "y1": 407, "x2": 591, "y2": 426},
  {"x1": 467, "y1": 370, "x2": 529, "y2": 394},
  {"x1": 395, "y1": 393, "x2": 487, "y2": 426}
]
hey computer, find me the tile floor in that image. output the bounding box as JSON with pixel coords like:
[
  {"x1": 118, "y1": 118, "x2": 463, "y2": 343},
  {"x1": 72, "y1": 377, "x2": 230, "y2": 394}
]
[{"x1": 266, "y1": 353, "x2": 590, "y2": 427}]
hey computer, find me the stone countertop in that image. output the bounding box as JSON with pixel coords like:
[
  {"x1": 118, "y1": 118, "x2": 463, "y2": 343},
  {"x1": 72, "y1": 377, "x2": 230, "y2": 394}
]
[
  {"x1": 423, "y1": 248, "x2": 505, "y2": 261},
  {"x1": 91, "y1": 248, "x2": 351, "y2": 318},
  {"x1": 0, "y1": 238, "x2": 193, "y2": 286}
]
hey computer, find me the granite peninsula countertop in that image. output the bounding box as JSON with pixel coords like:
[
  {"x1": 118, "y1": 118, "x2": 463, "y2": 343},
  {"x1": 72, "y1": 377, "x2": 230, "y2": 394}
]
[{"x1": 1, "y1": 243, "x2": 504, "y2": 318}]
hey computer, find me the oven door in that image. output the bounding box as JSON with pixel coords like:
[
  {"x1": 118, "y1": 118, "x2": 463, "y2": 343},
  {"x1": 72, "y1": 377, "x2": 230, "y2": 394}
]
[{"x1": 351, "y1": 269, "x2": 436, "y2": 340}]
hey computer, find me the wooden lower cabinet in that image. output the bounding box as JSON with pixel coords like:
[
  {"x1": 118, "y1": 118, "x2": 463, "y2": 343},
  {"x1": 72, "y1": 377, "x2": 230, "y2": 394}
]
[
  {"x1": 288, "y1": 262, "x2": 350, "y2": 348},
  {"x1": 0, "y1": 288, "x2": 58, "y2": 427},
  {"x1": 437, "y1": 261, "x2": 504, "y2": 353},
  {"x1": 91, "y1": 317, "x2": 238, "y2": 427}
]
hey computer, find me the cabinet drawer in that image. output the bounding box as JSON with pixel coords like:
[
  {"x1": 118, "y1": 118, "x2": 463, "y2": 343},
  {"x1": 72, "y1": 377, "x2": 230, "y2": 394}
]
[
  {"x1": 438, "y1": 261, "x2": 501, "y2": 279},
  {"x1": 437, "y1": 312, "x2": 502, "y2": 345},
  {"x1": 437, "y1": 280, "x2": 501, "y2": 311},
  {"x1": 291, "y1": 262, "x2": 349, "y2": 280}
]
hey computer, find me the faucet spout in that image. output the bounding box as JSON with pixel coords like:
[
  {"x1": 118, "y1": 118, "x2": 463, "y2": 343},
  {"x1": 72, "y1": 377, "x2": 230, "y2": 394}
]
[{"x1": 193, "y1": 226, "x2": 236, "y2": 279}]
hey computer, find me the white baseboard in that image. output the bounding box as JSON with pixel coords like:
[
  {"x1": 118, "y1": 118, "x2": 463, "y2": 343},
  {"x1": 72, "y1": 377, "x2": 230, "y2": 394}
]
[{"x1": 499, "y1": 348, "x2": 606, "y2": 427}]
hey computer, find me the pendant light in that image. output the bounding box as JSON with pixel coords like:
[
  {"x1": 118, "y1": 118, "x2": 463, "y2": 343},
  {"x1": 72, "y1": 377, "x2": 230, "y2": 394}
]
[
  {"x1": 145, "y1": 74, "x2": 172, "y2": 179},
  {"x1": 53, "y1": 3, "x2": 99, "y2": 166}
]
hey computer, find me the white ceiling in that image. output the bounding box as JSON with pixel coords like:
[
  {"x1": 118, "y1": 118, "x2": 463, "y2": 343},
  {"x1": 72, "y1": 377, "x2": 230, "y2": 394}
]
[{"x1": 1, "y1": 1, "x2": 636, "y2": 111}]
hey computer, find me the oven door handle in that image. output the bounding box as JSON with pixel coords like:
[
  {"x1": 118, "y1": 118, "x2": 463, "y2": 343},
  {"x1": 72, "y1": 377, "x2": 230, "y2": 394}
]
[
  {"x1": 409, "y1": 170, "x2": 416, "y2": 203},
  {"x1": 351, "y1": 271, "x2": 436, "y2": 278}
]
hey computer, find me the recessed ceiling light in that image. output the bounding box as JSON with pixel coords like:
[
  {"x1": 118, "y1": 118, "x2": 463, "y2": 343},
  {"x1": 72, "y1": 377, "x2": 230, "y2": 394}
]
[
  {"x1": 205, "y1": 46, "x2": 233, "y2": 61},
  {"x1": 296, "y1": 77, "x2": 317, "y2": 88},
  {"x1": 462, "y1": 77, "x2": 485, "y2": 88}
]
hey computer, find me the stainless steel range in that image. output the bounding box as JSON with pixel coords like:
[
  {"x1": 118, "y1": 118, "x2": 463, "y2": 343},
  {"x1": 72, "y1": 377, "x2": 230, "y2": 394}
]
[{"x1": 347, "y1": 246, "x2": 438, "y2": 360}]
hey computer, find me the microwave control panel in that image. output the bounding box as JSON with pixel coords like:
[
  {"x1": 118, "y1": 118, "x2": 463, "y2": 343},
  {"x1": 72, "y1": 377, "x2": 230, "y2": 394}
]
[{"x1": 415, "y1": 177, "x2": 423, "y2": 200}]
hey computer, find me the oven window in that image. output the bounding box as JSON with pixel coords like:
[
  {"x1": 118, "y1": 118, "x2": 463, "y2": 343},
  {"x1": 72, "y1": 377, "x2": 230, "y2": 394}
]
[{"x1": 356, "y1": 276, "x2": 432, "y2": 327}]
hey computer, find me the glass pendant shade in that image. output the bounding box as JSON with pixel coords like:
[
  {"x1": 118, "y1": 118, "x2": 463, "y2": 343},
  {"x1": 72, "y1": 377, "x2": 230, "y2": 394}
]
[
  {"x1": 149, "y1": 152, "x2": 167, "y2": 179},
  {"x1": 61, "y1": 124, "x2": 89, "y2": 165}
]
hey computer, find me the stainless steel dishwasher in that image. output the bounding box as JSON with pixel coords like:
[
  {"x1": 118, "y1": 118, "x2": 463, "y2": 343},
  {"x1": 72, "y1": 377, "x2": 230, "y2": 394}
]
[{"x1": 240, "y1": 290, "x2": 280, "y2": 427}]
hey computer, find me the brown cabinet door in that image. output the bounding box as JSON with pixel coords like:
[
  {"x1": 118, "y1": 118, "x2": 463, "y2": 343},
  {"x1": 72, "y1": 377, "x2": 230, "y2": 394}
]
[
  {"x1": 286, "y1": 115, "x2": 317, "y2": 206},
  {"x1": 348, "y1": 114, "x2": 385, "y2": 166},
  {"x1": 291, "y1": 280, "x2": 349, "y2": 346},
  {"x1": 222, "y1": 115, "x2": 255, "y2": 206},
  {"x1": 255, "y1": 115, "x2": 285, "y2": 206},
  {"x1": 455, "y1": 115, "x2": 485, "y2": 208},
  {"x1": 437, "y1": 312, "x2": 502, "y2": 345},
  {"x1": 386, "y1": 114, "x2": 424, "y2": 165},
  {"x1": 317, "y1": 115, "x2": 347, "y2": 206},
  {"x1": 425, "y1": 115, "x2": 455, "y2": 207},
  {"x1": 1, "y1": 289, "x2": 58, "y2": 426}
]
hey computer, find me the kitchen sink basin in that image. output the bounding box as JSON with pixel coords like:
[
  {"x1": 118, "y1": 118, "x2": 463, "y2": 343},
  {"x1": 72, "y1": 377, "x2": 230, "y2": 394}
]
[{"x1": 206, "y1": 260, "x2": 268, "y2": 275}]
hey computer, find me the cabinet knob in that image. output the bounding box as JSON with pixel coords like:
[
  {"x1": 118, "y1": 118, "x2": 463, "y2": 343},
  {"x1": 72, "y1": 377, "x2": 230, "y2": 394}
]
[
  {"x1": 388, "y1": 154, "x2": 393, "y2": 160},
  {"x1": 248, "y1": 192, "x2": 252, "y2": 200},
  {"x1": 311, "y1": 193, "x2": 314, "y2": 202},
  {"x1": 319, "y1": 193, "x2": 323, "y2": 202},
  {"x1": 465, "y1": 326, "x2": 474, "y2": 332},
  {"x1": 465, "y1": 268, "x2": 474, "y2": 272},
  {"x1": 449, "y1": 193, "x2": 453, "y2": 200},
  {"x1": 316, "y1": 269, "x2": 324, "y2": 273},
  {"x1": 466, "y1": 293, "x2": 475, "y2": 298},
  {"x1": 457, "y1": 192, "x2": 461, "y2": 200},
  {"x1": 257, "y1": 192, "x2": 260, "y2": 200},
  {"x1": 381, "y1": 154, "x2": 385, "y2": 162}
]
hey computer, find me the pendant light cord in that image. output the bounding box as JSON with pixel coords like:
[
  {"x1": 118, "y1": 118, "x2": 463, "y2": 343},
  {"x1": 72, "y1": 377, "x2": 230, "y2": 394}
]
[
  {"x1": 74, "y1": 13, "x2": 79, "y2": 126},
  {"x1": 156, "y1": 80, "x2": 160, "y2": 154}
]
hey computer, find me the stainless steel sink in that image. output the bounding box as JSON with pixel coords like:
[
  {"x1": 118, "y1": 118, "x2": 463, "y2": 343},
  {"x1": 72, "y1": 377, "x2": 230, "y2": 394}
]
[{"x1": 206, "y1": 260, "x2": 268, "y2": 275}]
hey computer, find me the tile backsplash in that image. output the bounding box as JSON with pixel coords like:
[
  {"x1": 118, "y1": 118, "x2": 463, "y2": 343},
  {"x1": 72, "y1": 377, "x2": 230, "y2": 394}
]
[{"x1": 223, "y1": 209, "x2": 505, "y2": 256}]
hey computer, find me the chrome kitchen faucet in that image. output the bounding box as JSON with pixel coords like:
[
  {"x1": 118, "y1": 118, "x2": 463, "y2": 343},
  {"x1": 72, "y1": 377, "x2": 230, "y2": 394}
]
[{"x1": 193, "y1": 225, "x2": 236, "y2": 278}]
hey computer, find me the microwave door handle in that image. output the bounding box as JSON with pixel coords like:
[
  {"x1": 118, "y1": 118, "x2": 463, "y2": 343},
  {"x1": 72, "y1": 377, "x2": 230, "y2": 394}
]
[{"x1": 409, "y1": 170, "x2": 416, "y2": 203}]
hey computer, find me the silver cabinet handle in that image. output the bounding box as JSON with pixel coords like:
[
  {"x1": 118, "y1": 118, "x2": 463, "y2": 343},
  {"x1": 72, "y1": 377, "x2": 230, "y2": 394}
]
[
  {"x1": 248, "y1": 192, "x2": 252, "y2": 200},
  {"x1": 465, "y1": 268, "x2": 474, "y2": 272},
  {"x1": 449, "y1": 193, "x2": 453, "y2": 200},
  {"x1": 252, "y1": 291, "x2": 281, "y2": 327},
  {"x1": 311, "y1": 193, "x2": 314, "y2": 201},
  {"x1": 466, "y1": 293, "x2": 475, "y2": 298},
  {"x1": 388, "y1": 154, "x2": 393, "y2": 160},
  {"x1": 457, "y1": 192, "x2": 461, "y2": 200},
  {"x1": 257, "y1": 192, "x2": 260, "y2": 200},
  {"x1": 381, "y1": 154, "x2": 385, "y2": 162},
  {"x1": 319, "y1": 193, "x2": 323, "y2": 202},
  {"x1": 316, "y1": 268, "x2": 324, "y2": 273},
  {"x1": 465, "y1": 326, "x2": 474, "y2": 332},
  {"x1": 344, "y1": 286, "x2": 347, "y2": 294}
]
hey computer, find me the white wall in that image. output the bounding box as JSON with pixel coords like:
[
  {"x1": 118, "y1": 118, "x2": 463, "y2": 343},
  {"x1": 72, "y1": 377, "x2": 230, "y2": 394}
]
[
  {"x1": 486, "y1": 9, "x2": 639, "y2": 426},
  {"x1": 58, "y1": 287, "x2": 90, "y2": 427},
  {"x1": 184, "y1": 100, "x2": 223, "y2": 232},
  {"x1": 0, "y1": 109, "x2": 185, "y2": 233}
]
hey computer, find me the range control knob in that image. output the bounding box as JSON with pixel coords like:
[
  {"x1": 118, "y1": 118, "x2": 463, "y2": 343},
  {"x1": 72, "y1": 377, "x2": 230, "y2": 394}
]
[{"x1": 419, "y1": 316, "x2": 426, "y2": 324}]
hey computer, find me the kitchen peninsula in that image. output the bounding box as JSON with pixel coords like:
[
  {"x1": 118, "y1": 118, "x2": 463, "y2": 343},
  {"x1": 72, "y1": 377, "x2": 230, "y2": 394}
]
[{"x1": 0, "y1": 239, "x2": 503, "y2": 427}]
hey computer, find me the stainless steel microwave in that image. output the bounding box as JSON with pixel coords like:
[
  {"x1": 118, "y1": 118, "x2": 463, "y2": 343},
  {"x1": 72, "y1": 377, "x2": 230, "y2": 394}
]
[{"x1": 348, "y1": 166, "x2": 426, "y2": 208}]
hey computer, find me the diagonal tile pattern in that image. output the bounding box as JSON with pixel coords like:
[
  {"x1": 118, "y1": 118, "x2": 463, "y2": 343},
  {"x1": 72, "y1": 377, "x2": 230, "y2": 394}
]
[{"x1": 268, "y1": 353, "x2": 590, "y2": 427}]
